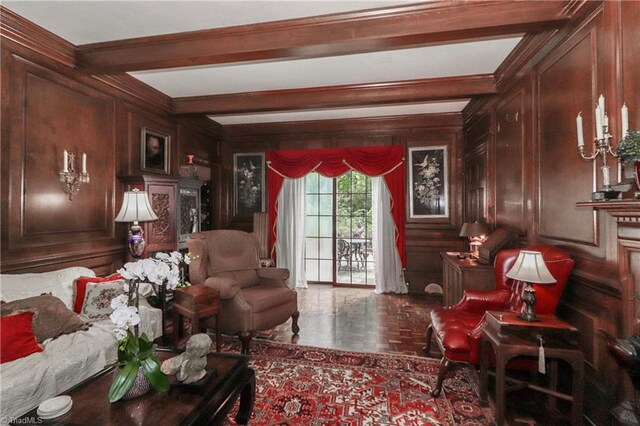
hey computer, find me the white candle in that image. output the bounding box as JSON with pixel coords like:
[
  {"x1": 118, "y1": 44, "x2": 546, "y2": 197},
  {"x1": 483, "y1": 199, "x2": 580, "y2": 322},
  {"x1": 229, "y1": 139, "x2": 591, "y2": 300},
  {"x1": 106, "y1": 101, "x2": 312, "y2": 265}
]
[
  {"x1": 82, "y1": 153, "x2": 87, "y2": 173},
  {"x1": 598, "y1": 94, "x2": 605, "y2": 120},
  {"x1": 622, "y1": 103, "x2": 629, "y2": 137},
  {"x1": 595, "y1": 106, "x2": 604, "y2": 139},
  {"x1": 63, "y1": 150, "x2": 68, "y2": 173},
  {"x1": 576, "y1": 112, "x2": 585, "y2": 147},
  {"x1": 604, "y1": 113, "x2": 609, "y2": 129}
]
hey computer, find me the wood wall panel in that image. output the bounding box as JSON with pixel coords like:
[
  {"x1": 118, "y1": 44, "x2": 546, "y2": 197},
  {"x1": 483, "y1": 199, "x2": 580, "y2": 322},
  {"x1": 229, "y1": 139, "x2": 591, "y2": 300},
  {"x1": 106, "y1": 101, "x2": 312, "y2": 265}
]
[
  {"x1": 621, "y1": 1, "x2": 640, "y2": 132},
  {"x1": 537, "y1": 26, "x2": 596, "y2": 245},
  {"x1": 494, "y1": 90, "x2": 525, "y2": 232},
  {"x1": 0, "y1": 18, "x2": 222, "y2": 274}
]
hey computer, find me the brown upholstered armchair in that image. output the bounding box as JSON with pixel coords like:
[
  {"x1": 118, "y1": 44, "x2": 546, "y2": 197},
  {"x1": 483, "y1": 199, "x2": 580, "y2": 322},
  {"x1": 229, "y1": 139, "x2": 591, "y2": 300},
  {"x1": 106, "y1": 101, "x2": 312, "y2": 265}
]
[
  {"x1": 187, "y1": 230, "x2": 300, "y2": 354},
  {"x1": 424, "y1": 244, "x2": 574, "y2": 396}
]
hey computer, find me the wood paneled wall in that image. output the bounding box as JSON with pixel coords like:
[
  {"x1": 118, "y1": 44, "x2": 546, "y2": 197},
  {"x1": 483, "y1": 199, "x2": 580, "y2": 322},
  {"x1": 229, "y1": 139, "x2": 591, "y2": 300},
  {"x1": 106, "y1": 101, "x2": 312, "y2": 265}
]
[
  {"x1": 223, "y1": 114, "x2": 464, "y2": 293},
  {"x1": 463, "y1": 2, "x2": 640, "y2": 424},
  {"x1": 0, "y1": 12, "x2": 222, "y2": 274}
]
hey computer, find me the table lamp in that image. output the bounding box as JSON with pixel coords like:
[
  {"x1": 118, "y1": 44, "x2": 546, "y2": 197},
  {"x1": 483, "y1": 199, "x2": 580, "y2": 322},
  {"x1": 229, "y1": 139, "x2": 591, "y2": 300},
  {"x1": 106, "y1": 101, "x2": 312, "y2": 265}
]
[
  {"x1": 115, "y1": 188, "x2": 158, "y2": 258},
  {"x1": 505, "y1": 250, "x2": 556, "y2": 322},
  {"x1": 459, "y1": 222, "x2": 490, "y2": 258}
]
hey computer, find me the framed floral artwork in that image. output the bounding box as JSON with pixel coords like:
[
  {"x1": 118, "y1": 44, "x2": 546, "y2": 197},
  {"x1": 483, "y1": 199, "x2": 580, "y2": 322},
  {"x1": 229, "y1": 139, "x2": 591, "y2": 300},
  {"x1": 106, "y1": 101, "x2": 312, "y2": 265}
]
[
  {"x1": 234, "y1": 152, "x2": 265, "y2": 216},
  {"x1": 408, "y1": 146, "x2": 448, "y2": 218}
]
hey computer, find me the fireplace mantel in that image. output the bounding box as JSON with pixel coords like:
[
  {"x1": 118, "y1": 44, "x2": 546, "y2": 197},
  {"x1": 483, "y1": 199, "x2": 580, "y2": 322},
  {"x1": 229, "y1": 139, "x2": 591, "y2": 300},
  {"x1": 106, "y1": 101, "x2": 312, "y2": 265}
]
[{"x1": 577, "y1": 200, "x2": 640, "y2": 223}]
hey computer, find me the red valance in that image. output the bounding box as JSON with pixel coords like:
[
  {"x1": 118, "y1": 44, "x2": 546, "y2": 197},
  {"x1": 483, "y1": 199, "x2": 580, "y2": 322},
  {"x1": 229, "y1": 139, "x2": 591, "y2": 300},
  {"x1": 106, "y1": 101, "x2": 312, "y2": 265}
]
[{"x1": 267, "y1": 146, "x2": 405, "y2": 266}]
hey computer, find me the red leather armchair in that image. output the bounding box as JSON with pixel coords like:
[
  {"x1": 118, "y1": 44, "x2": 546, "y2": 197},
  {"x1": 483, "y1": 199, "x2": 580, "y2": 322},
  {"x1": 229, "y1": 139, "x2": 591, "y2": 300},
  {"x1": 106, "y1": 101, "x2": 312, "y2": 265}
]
[{"x1": 424, "y1": 245, "x2": 574, "y2": 396}]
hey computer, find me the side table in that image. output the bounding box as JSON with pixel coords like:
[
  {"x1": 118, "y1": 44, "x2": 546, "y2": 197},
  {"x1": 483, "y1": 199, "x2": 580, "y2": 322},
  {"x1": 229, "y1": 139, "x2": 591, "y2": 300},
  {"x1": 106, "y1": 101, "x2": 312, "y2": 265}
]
[
  {"x1": 479, "y1": 311, "x2": 584, "y2": 425},
  {"x1": 173, "y1": 285, "x2": 221, "y2": 351}
]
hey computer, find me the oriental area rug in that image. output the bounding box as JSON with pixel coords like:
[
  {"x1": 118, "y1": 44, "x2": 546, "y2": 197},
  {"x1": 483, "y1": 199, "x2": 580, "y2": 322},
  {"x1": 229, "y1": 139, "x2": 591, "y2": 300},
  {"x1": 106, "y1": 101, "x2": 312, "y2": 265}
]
[{"x1": 219, "y1": 338, "x2": 494, "y2": 425}]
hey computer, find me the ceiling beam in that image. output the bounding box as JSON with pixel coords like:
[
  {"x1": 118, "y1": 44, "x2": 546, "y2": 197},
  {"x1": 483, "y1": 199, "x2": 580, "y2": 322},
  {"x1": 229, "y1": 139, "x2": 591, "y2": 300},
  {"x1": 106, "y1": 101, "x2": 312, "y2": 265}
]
[
  {"x1": 171, "y1": 74, "x2": 496, "y2": 115},
  {"x1": 76, "y1": 1, "x2": 573, "y2": 74}
]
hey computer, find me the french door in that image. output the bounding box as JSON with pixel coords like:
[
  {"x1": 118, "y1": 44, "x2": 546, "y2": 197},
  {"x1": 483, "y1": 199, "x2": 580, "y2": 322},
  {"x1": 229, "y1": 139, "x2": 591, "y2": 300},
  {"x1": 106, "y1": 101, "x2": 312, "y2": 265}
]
[{"x1": 304, "y1": 171, "x2": 375, "y2": 287}]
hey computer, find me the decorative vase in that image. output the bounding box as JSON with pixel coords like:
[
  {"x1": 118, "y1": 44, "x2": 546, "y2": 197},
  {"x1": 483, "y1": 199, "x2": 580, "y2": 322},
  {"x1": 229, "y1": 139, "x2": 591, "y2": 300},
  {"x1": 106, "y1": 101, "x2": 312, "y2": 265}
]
[{"x1": 120, "y1": 368, "x2": 151, "y2": 400}]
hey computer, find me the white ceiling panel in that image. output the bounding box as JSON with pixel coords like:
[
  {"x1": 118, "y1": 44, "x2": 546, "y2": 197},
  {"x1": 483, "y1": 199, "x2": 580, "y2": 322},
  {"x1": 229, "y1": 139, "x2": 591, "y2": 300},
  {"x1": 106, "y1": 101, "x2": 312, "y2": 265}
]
[
  {"x1": 209, "y1": 100, "x2": 469, "y2": 125},
  {"x1": 131, "y1": 37, "x2": 521, "y2": 97}
]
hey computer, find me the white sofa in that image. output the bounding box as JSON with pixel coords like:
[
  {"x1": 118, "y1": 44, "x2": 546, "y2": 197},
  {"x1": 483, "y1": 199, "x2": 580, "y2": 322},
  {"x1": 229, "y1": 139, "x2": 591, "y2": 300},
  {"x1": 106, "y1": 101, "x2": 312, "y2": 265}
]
[{"x1": 0, "y1": 267, "x2": 163, "y2": 424}]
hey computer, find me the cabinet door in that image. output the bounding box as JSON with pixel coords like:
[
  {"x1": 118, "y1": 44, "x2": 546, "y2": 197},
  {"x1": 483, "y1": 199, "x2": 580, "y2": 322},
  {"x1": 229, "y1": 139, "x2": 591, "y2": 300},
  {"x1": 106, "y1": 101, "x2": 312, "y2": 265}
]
[
  {"x1": 177, "y1": 186, "x2": 201, "y2": 249},
  {"x1": 145, "y1": 182, "x2": 177, "y2": 252}
]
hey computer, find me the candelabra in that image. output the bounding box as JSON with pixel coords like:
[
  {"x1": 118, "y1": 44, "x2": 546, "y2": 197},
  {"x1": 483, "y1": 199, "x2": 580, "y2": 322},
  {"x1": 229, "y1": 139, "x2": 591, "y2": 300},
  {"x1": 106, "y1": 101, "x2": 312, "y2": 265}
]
[
  {"x1": 59, "y1": 150, "x2": 90, "y2": 201},
  {"x1": 576, "y1": 95, "x2": 627, "y2": 201}
]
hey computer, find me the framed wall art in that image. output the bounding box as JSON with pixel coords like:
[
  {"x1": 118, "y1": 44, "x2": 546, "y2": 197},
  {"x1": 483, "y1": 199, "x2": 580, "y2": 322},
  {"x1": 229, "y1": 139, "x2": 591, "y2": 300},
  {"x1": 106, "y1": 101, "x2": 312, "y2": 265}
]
[
  {"x1": 408, "y1": 146, "x2": 448, "y2": 218},
  {"x1": 141, "y1": 128, "x2": 170, "y2": 174},
  {"x1": 234, "y1": 152, "x2": 265, "y2": 216}
]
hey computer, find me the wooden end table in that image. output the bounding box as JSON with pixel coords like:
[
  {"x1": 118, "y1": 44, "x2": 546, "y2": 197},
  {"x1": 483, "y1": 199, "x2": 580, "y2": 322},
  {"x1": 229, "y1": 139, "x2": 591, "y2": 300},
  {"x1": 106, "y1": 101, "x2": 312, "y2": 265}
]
[
  {"x1": 12, "y1": 348, "x2": 254, "y2": 425},
  {"x1": 479, "y1": 311, "x2": 584, "y2": 425},
  {"x1": 173, "y1": 285, "x2": 221, "y2": 351}
]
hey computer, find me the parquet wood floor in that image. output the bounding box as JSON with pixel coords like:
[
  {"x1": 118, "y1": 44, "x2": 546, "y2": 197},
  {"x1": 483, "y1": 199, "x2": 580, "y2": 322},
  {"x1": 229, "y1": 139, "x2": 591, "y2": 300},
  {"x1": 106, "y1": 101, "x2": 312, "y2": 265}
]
[{"x1": 255, "y1": 283, "x2": 441, "y2": 357}]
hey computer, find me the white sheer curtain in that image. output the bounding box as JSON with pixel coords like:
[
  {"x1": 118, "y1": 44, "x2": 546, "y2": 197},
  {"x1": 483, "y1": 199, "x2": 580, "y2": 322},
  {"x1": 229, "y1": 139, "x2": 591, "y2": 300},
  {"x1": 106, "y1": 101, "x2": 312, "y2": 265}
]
[
  {"x1": 275, "y1": 177, "x2": 307, "y2": 289},
  {"x1": 372, "y1": 177, "x2": 406, "y2": 294}
]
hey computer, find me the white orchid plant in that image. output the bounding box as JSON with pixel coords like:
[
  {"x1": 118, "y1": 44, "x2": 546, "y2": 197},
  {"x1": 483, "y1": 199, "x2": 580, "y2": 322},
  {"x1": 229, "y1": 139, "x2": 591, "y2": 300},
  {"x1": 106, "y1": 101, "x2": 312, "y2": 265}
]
[{"x1": 107, "y1": 251, "x2": 195, "y2": 402}]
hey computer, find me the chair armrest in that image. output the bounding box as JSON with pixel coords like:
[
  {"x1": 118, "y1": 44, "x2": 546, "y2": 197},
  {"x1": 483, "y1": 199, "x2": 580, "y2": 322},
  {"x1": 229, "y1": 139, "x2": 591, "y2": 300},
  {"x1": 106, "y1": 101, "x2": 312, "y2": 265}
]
[
  {"x1": 187, "y1": 238, "x2": 209, "y2": 285},
  {"x1": 257, "y1": 267, "x2": 290, "y2": 281},
  {"x1": 452, "y1": 289, "x2": 511, "y2": 314},
  {"x1": 204, "y1": 277, "x2": 240, "y2": 299}
]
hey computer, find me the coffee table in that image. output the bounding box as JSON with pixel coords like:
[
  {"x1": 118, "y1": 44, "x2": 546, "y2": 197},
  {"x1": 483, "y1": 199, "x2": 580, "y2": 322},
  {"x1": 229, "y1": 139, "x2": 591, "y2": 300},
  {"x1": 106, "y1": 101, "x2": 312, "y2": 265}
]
[{"x1": 12, "y1": 348, "x2": 255, "y2": 425}]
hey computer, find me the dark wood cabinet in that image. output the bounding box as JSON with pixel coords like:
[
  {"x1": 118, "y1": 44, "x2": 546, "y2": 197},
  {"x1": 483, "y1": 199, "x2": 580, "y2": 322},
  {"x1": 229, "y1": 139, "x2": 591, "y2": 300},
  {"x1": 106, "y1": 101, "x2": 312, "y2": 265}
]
[
  {"x1": 440, "y1": 252, "x2": 494, "y2": 306},
  {"x1": 119, "y1": 175, "x2": 178, "y2": 254}
]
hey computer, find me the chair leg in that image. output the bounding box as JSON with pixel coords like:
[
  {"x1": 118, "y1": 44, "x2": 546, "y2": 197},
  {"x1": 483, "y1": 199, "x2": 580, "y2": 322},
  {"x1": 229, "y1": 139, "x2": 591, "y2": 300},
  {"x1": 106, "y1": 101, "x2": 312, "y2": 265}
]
[
  {"x1": 291, "y1": 310, "x2": 300, "y2": 334},
  {"x1": 238, "y1": 332, "x2": 253, "y2": 355},
  {"x1": 431, "y1": 357, "x2": 450, "y2": 397},
  {"x1": 423, "y1": 324, "x2": 434, "y2": 355}
]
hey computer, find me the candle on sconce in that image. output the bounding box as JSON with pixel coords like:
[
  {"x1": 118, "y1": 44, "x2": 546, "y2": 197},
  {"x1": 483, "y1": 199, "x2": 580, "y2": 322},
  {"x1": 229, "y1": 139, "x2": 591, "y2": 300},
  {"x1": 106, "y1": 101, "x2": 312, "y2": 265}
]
[
  {"x1": 595, "y1": 105, "x2": 604, "y2": 140},
  {"x1": 82, "y1": 153, "x2": 87, "y2": 173},
  {"x1": 576, "y1": 112, "x2": 585, "y2": 147},
  {"x1": 622, "y1": 103, "x2": 629, "y2": 137},
  {"x1": 63, "y1": 150, "x2": 69, "y2": 173},
  {"x1": 604, "y1": 113, "x2": 609, "y2": 129},
  {"x1": 598, "y1": 94, "x2": 605, "y2": 121}
]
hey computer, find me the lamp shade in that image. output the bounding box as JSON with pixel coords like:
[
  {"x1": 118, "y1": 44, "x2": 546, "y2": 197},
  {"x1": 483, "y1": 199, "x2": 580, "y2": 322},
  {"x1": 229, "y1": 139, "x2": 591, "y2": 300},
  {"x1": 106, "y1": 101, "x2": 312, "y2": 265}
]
[
  {"x1": 459, "y1": 222, "x2": 490, "y2": 238},
  {"x1": 505, "y1": 250, "x2": 556, "y2": 284},
  {"x1": 115, "y1": 189, "x2": 158, "y2": 223}
]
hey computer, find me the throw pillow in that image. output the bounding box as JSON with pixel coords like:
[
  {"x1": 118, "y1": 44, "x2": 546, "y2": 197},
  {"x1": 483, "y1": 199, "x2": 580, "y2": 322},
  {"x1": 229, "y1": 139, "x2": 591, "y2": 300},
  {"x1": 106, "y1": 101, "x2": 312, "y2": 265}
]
[
  {"x1": 80, "y1": 280, "x2": 125, "y2": 321},
  {"x1": 0, "y1": 312, "x2": 43, "y2": 364},
  {"x1": 73, "y1": 274, "x2": 123, "y2": 313},
  {"x1": 0, "y1": 294, "x2": 89, "y2": 343}
]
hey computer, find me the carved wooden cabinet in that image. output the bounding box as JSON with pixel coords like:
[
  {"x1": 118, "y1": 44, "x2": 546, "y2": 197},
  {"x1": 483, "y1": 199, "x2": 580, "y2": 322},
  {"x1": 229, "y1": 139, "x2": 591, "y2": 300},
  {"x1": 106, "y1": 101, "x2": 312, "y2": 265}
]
[
  {"x1": 441, "y1": 252, "x2": 494, "y2": 306},
  {"x1": 119, "y1": 175, "x2": 178, "y2": 254}
]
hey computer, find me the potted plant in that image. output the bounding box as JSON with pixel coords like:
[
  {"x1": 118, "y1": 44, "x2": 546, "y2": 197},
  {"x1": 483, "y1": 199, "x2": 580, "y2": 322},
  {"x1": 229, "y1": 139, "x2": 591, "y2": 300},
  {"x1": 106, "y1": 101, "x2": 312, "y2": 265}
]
[
  {"x1": 616, "y1": 131, "x2": 640, "y2": 198},
  {"x1": 108, "y1": 251, "x2": 195, "y2": 402}
]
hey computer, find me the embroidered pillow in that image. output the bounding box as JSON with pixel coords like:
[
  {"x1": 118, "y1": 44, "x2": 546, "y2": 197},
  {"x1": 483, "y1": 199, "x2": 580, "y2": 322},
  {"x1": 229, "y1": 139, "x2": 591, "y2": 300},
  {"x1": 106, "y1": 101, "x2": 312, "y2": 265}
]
[
  {"x1": 80, "y1": 280, "x2": 126, "y2": 321},
  {"x1": 0, "y1": 294, "x2": 89, "y2": 342},
  {"x1": 0, "y1": 312, "x2": 43, "y2": 364},
  {"x1": 73, "y1": 274, "x2": 123, "y2": 313}
]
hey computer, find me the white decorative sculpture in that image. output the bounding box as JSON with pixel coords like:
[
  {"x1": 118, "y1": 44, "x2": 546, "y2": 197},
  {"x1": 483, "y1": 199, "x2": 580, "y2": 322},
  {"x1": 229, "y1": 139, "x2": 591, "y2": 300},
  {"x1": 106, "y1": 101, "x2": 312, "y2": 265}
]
[{"x1": 161, "y1": 333, "x2": 211, "y2": 384}]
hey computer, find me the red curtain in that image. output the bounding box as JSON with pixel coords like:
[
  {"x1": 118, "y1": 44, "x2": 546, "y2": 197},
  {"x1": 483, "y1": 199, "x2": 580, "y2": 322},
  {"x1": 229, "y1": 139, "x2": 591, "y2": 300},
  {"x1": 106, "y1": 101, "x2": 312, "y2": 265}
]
[{"x1": 267, "y1": 146, "x2": 406, "y2": 266}]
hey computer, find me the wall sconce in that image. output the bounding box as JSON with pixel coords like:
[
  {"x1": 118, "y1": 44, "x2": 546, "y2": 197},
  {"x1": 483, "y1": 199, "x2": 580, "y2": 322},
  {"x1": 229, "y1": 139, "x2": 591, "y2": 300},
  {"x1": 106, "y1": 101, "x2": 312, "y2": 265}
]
[
  {"x1": 59, "y1": 150, "x2": 90, "y2": 201},
  {"x1": 459, "y1": 222, "x2": 490, "y2": 258},
  {"x1": 576, "y1": 95, "x2": 629, "y2": 201}
]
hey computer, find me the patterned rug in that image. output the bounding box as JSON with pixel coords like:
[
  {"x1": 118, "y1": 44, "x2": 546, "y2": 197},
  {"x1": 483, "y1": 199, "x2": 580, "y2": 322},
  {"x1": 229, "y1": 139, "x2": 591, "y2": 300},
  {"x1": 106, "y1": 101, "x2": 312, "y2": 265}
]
[{"x1": 220, "y1": 337, "x2": 494, "y2": 425}]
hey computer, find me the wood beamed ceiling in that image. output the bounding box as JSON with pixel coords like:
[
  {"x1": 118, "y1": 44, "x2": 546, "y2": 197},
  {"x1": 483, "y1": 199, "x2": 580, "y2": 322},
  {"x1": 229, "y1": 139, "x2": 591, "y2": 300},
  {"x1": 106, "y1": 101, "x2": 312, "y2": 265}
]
[{"x1": 3, "y1": 1, "x2": 596, "y2": 119}]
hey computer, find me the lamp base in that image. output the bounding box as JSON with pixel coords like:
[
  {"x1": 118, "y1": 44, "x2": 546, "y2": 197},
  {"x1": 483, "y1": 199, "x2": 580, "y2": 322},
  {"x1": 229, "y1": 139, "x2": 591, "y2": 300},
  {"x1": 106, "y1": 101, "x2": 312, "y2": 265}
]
[
  {"x1": 128, "y1": 223, "x2": 146, "y2": 259},
  {"x1": 517, "y1": 312, "x2": 541, "y2": 322}
]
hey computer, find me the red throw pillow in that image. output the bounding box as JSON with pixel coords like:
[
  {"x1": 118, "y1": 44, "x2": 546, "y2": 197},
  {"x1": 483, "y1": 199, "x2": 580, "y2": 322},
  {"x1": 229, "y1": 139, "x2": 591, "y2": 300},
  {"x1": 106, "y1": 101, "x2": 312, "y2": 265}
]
[
  {"x1": 73, "y1": 274, "x2": 123, "y2": 313},
  {"x1": 1, "y1": 312, "x2": 43, "y2": 364}
]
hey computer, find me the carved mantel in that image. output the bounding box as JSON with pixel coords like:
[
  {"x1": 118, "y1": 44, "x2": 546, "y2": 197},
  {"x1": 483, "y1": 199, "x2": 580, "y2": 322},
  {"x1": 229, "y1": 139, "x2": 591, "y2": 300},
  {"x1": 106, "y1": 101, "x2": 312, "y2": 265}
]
[{"x1": 578, "y1": 200, "x2": 640, "y2": 335}]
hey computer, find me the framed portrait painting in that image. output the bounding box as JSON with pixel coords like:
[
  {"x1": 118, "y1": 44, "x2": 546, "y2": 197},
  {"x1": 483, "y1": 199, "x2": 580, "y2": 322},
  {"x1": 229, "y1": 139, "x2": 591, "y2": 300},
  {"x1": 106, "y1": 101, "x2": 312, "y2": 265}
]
[
  {"x1": 409, "y1": 146, "x2": 448, "y2": 218},
  {"x1": 234, "y1": 152, "x2": 265, "y2": 216},
  {"x1": 141, "y1": 128, "x2": 170, "y2": 174}
]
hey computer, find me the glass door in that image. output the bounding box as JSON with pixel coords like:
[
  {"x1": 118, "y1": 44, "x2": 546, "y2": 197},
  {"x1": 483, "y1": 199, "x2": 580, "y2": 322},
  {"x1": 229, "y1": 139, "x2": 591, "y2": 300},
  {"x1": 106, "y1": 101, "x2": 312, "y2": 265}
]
[{"x1": 304, "y1": 173, "x2": 334, "y2": 283}]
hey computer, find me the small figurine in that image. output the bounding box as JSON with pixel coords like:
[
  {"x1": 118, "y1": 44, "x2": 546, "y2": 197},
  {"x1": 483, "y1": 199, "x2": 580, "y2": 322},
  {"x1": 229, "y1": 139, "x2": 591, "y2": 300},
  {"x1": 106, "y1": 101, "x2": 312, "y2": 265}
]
[{"x1": 161, "y1": 333, "x2": 211, "y2": 384}]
